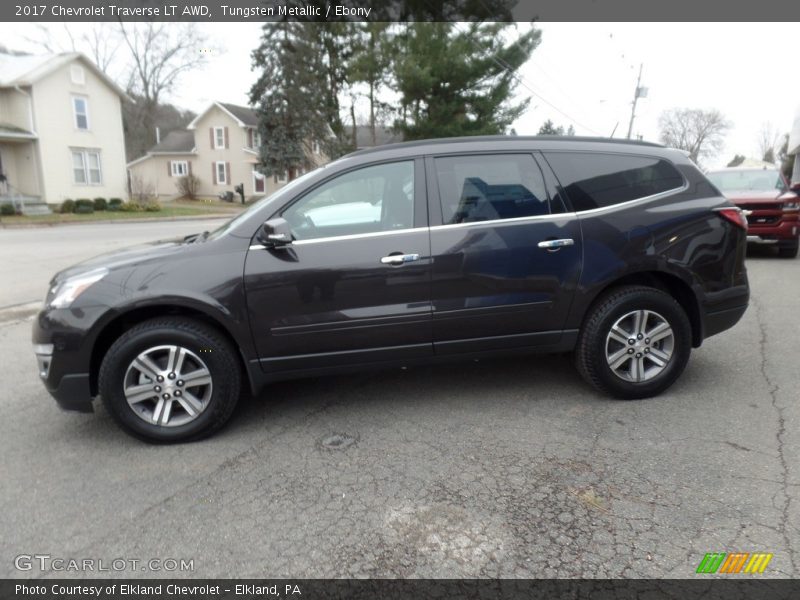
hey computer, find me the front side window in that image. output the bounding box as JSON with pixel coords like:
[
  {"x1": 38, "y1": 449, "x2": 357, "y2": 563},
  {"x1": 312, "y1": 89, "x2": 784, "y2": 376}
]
[
  {"x1": 73, "y1": 97, "x2": 89, "y2": 130},
  {"x1": 283, "y1": 161, "x2": 414, "y2": 241},
  {"x1": 544, "y1": 152, "x2": 684, "y2": 212},
  {"x1": 434, "y1": 154, "x2": 550, "y2": 224},
  {"x1": 72, "y1": 149, "x2": 101, "y2": 185}
]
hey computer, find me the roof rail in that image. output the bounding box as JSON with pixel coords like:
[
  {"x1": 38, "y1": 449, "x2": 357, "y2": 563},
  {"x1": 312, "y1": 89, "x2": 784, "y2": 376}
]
[{"x1": 345, "y1": 134, "x2": 664, "y2": 157}]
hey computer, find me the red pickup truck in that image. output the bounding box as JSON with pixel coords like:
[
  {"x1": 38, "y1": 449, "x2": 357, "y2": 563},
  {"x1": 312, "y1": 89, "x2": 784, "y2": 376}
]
[{"x1": 706, "y1": 167, "x2": 800, "y2": 258}]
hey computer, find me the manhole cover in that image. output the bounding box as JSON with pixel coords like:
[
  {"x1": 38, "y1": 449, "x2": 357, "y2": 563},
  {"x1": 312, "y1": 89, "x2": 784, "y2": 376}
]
[{"x1": 320, "y1": 433, "x2": 358, "y2": 450}]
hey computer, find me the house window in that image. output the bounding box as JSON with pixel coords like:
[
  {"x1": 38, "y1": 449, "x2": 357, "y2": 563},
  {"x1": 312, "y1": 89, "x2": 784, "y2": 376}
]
[
  {"x1": 252, "y1": 130, "x2": 262, "y2": 149},
  {"x1": 215, "y1": 161, "x2": 227, "y2": 185},
  {"x1": 276, "y1": 171, "x2": 287, "y2": 184},
  {"x1": 73, "y1": 97, "x2": 89, "y2": 130},
  {"x1": 311, "y1": 140, "x2": 321, "y2": 154},
  {"x1": 70, "y1": 65, "x2": 85, "y2": 85},
  {"x1": 72, "y1": 149, "x2": 102, "y2": 185},
  {"x1": 214, "y1": 127, "x2": 225, "y2": 149},
  {"x1": 171, "y1": 161, "x2": 188, "y2": 177}
]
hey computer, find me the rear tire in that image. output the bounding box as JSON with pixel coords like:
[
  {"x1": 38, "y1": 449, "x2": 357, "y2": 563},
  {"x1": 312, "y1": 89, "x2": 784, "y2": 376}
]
[
  {"x1": 575, "y1": 285, "x2": 692, "y2": 399},
  {"x1": 98, "y1": 317, "x2": 241, "y2": 443},
  {"x1": 778, "y1": 240, "x2": 798, "y2": 259}
]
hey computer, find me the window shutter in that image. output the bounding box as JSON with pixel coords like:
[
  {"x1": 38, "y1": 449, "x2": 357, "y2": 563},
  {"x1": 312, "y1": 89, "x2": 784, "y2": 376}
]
[
  {"x1": 187, "y1": 161, "x2": 192, "y2": 175},
  {"x1": 224, "y1": 127, "x2": 229, "y2": 149},
  {"x1": 167, "y1": 161, "x2": 172, "y2": 177},
  {"x1": 226, "y1": 162, "x2": 231, "y2": 184},
  {"x1": 212, "y1": 163, "x2": 216, "y2": 185},
  {"x1": 209, "y1": 128, "x2": 214, "y2": 148},
  {"x1": 248, "y1": 129, "x2": 253, "y2": 148}
]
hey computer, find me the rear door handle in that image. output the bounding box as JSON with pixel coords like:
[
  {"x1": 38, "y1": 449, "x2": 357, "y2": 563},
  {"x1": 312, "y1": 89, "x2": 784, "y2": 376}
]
[
  {"x1": 537, "y1": 238, "x2": 574, "y2": 250},
  {"x1": 380, "y1": 253, "x2": 420, "y2": 265}
]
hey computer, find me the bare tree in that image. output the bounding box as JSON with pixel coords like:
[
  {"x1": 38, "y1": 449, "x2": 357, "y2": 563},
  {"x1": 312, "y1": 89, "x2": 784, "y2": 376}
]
[
  {"x1": 658, "y1": 108, "x2": 731, "y2": 165},
  {"x1": 756, "y1": 122, "x2": 782, "y2": 164},
  {"x1": 119, "y1": 23, "x2": 213, "y2": 156},
  {"x1": 23, "y1": 24, "x2": 121, "y2": 73}
]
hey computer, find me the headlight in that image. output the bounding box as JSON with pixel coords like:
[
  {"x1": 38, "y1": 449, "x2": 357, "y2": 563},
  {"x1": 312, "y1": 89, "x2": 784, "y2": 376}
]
[
  {"x1": 782, "y1": 201, "x2": 799, "y2": 210},
  {"x1": 48, "y1": 268, "x2": 108, "y2": 309}
]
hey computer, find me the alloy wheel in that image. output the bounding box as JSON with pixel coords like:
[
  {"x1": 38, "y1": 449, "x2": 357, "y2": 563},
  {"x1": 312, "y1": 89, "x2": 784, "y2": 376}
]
[
  {"x1": 604, "y1": 310, "x2": 674, "y2": 383},
  {"x1": 123, "y1": 345, "x2": 213, "y2": 427}
]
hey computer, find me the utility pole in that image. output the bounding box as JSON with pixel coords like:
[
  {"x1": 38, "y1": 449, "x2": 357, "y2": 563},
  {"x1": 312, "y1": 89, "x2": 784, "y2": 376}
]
[{"x1": 626, "y1": 63, "x2": 646, "y2": 139}]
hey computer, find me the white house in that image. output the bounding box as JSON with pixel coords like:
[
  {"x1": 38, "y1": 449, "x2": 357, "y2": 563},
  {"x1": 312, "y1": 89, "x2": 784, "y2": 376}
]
[
  {"x1": 0, "y1": 51, "x2": 129, "y2": 213},
  {"x1": 788, "y1": 106, "x2": 800, "y2": 186}
]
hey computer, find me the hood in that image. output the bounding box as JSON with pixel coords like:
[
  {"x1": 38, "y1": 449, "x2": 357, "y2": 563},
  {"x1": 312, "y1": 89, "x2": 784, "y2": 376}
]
[
  {"x1": 723, "y1": 190, "x2": 784, "y2": 203},
  {"x1": 53, "y1": 236, "x2": 190, "y2": 283}
]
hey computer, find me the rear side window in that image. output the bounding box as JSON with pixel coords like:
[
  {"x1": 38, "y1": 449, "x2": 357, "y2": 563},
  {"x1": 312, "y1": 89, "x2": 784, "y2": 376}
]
[
  {"x1": 434, "y1": 154, "x2": 551, "y2": 224},
  {"x1": 544, "y1": 152, "x2": 684, "y2": 212}
]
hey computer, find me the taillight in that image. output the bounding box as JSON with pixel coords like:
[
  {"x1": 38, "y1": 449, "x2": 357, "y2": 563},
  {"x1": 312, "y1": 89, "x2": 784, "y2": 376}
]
[{"x1": 716, "y1": 207, "x2": 747, "y2": 230}]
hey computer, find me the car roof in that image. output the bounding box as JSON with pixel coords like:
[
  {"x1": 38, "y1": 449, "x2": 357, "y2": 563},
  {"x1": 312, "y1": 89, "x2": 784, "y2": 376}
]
[{"x1": 345, "y1": 135, "x2": 664, "y2": 159}]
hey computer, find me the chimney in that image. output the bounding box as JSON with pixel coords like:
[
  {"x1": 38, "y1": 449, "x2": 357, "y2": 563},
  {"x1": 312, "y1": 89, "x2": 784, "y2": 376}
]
[{"x1": 155, "y1": 127, "x2": 161, "y2": 144}]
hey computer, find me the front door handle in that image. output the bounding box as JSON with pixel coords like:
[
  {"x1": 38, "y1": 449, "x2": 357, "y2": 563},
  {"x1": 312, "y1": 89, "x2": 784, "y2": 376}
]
[
  {"x1": 380, "y1": 253, "x2": 420, "y2": 266},
  {"x1": 537, "y1": 238, "x2": 574, "y2": 251}
]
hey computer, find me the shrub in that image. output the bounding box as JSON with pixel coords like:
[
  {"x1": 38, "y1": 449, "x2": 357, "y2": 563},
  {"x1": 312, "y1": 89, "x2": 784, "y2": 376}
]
[
  {"x1": 118, "y1": 202, "x2": 142, "y2": 212},
  {"x1": 108, "y1": 198, "x2": 123, "y2": 211},
  {"x1": 176, "y1": 174, "x2": 201, "y2": 200},
  {"x1": 0, "y1": 203, "x2": 15, "y2": 216},
  {"x1": 144, "y1": 201, "x2": 161, "y2": 212},
  {"x1": 60, "y1": 199, "x2": 75, "y2": 214},
  {"x1": 74, "y1": 199, "x2": 94, "y2": 214},
  {"x1": 93, "y1": 197, "x2": 107, "y2": 211}
]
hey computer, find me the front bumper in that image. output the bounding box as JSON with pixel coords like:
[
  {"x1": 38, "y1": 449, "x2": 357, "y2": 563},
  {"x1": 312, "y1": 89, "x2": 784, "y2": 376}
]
[
  {"x1": 746, "y1": 217, "x2": 799, "y2": 242},
  {"x1": 32, "y1": 305, "x2": 106, "y2": 413}
]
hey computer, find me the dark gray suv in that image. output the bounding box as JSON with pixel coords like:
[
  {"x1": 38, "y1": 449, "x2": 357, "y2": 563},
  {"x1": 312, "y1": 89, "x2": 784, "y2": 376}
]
[{"x1": 33, "y1": 136, "x2": 749, "y2": 442}]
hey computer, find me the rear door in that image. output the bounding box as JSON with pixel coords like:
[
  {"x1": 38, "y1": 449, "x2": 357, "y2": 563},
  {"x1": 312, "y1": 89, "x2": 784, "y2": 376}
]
[
  {"x1": 243, "y1": 159, "x2": 432, "y2": 373},
  {"x1": 427, "y1": 152, "x2": 583, "y2": 354}
]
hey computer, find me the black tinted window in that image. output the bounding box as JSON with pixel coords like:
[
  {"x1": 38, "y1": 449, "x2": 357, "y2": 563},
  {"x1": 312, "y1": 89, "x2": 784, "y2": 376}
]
[
  {"x1": 434, "y1": 154, "x2": 550, "y2": 224},
  {"x1": 544, "y1": 152, "x2": 684, "y2": 212}
]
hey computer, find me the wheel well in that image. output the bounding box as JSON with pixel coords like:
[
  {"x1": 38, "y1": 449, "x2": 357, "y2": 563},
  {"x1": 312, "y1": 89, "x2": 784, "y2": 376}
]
[
  {"x1": 589, "y1": 272, "x2": 703, "y2": 347},
  {"x1": 89, "y1": 305, "x2": 247, "y2": 396}
]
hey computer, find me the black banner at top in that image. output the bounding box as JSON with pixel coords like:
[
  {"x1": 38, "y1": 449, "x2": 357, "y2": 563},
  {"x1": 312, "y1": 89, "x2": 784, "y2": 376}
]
[{"x1": 1, "y1": 0, "x2": 799, "y2": 22}]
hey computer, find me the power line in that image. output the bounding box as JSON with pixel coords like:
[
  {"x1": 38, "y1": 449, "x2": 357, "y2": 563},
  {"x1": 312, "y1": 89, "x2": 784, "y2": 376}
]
[{"x1": 452, "y1": 23, "x2": 604, "y2": 136}]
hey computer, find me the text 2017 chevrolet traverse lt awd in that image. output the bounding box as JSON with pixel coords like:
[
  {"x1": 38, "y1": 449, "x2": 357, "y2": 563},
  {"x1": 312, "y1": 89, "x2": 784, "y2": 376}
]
[{"x1": 33, "y1": 137, "x2": 749, "y2": 442}]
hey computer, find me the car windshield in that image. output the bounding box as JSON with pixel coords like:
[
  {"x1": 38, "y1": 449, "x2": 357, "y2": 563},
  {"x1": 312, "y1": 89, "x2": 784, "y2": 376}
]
[
  {"x1": 205, "y1": 165, "x2": 329, "y2": 241},
  {"x1": 707, "y1": 169, "x2": 785, "y2": 192}
]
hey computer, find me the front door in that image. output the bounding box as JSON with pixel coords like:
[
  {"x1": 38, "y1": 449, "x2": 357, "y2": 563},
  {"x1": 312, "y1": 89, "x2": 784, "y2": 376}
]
[
  {"x1": 427, "y1": 153, "x2": 583, "y2": 354},
  {"x1": 244, "y1": 159, "x2": 432, "y2": 373},
  {"x1": 253, "y1": 168, "x2": 265, "y2": 194}
]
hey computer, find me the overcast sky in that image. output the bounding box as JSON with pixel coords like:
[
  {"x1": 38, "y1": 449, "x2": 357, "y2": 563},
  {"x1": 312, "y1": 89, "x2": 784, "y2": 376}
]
[{"x1": 1, "y1": 22, "x2": 797, "y2": 168}]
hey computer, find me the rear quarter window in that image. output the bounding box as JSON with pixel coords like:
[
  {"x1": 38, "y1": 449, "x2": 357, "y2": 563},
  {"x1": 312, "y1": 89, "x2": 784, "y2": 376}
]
[{"x1": 543, "y1": 152, "x2": 684, "y2": 212}]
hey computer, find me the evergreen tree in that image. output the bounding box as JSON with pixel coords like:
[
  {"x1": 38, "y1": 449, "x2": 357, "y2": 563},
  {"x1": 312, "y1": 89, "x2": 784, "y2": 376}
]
[
  {"x1": 250, "y1": 23, "x2": 327, "y2": 180},
  {"x1": 392, "y1": 23, "x2": 540, "y2": 140},
  {"x1": 727, "y1": 154, "x2": 746, "y2": 167},
  {"x1": 538, "y1": 119, "x2": 565, "y2": 135},
  {"x1": 348, "y1": 23, "x2": 393, "y2": 148}
]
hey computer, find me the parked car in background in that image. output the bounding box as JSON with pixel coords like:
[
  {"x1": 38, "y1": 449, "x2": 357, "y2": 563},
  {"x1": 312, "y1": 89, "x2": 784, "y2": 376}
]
[
  {"x1": 706, "y1": 167, "x2": 800, "y2": 258},
  {"x1": 33, "y1": 136, "x2": 749, "y2": 442}
]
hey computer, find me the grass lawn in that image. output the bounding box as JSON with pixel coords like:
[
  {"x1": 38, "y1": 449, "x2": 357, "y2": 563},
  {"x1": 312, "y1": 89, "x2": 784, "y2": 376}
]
[{"x1": 0, "y1": 205, "x2": 239, "y2": 226}]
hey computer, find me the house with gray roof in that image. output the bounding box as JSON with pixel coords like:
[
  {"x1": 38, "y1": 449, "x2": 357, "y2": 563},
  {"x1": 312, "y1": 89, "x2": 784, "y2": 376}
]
[
  {"x1": 127, "y1": 101, "x2": 328, "y2": 200},
  {"x1": 0, "y1": 51, "x2": 129, "y2": 213}
]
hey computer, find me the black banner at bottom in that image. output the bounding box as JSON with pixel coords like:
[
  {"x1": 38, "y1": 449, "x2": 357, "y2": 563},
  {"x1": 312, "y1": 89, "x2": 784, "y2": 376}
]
[{"x1": 3, "y1": 579, "x2": 800, "y2": 600}]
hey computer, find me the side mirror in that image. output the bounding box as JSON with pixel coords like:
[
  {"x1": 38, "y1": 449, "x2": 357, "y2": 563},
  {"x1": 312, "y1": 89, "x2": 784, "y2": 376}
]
[
  {"x1": 791, "y1": 181, "x2": 800, "y2": 193},
  {"x1": 258, "y1": 217, "x2": 293, "y2": 248}
]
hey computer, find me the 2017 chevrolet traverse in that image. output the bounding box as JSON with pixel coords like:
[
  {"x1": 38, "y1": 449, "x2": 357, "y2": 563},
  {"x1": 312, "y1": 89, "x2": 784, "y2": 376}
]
[{"x1": 33, "y1": 136, "x2": 750, "y2": 442}]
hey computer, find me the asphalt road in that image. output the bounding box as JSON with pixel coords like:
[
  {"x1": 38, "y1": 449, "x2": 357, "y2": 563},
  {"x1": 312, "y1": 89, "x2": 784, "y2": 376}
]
[
  {"x1": 0, "y1": 219, "x2": 229, "y2": 309},
  {"x1": 0, "y1": 227, "x2": 797, "y2": 578}
]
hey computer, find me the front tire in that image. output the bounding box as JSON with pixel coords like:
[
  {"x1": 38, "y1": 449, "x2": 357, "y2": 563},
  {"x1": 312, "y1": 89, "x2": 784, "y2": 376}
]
[
  {"x1": 575, "y1": 285, "x2": 692, "y2": 399},
  {"x1": 778, "y1": 240, "x2": 798, "y2": 259},
  {"x1": 98, "y1": 317, "x2": 241, "y2": 442}
]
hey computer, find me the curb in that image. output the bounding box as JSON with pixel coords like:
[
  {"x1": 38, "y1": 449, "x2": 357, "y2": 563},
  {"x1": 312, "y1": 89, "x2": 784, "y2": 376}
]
[
  {"x1": 0, "y1": 301, "x2": 41, "y2": 324},
  {"x1": 0, "y1": 213, "x2": 234, "y2": 229}
]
